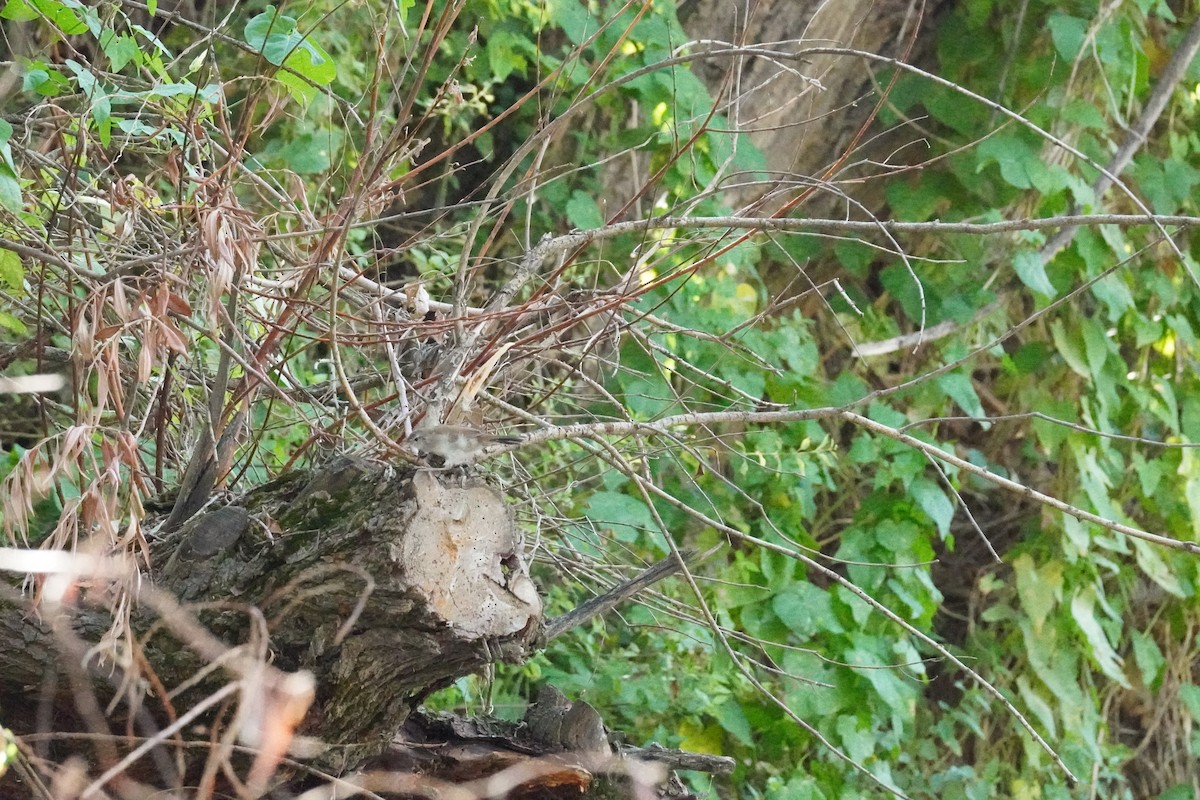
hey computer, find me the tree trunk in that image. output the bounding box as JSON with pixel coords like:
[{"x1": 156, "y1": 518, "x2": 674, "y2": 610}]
[
  {"x1": 680, "y1": 0, "x2": 954, "y2": 216},
  {"x1": 1, "y1": 458, "x2": 541, "y2": 778}
]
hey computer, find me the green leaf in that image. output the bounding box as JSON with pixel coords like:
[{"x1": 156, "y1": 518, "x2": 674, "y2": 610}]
[
  {"x1": 1179, "y1": 684, "x2": 1200, "y2": 720},
  {"x1": 1012, "y1": 250, "x2": 1057, "y2": 297},
  {"x1": 1130, "y1": 630, "x2": 1164, "y2": 689},
  {"x1": 90, "y1": 92, "x2": 112, "y2": 145},
  {"x1": 277, "y1": 70, "x2": 316, "y2": 105},
  {"x1": 393, "y1": 0, "x2": 413, "y2": 29},
  {"x1": 977, "y1": 134, "x2": 1039, "y2": 189},
  {"x1": 772, "y1": 582, "x2": 838, "y2": 638},
  {"x1": 1051, "y1": 319, "x2": 1090, "y2": 379},
  {"x1": 0, "y1": 164, "x2": 22, "y2": 212},
  {"x1": 260, "y1": 131, "x2": 342, "y2": 174},
  {"x1": 1012, "y1": 342, "x2": 1051, "y2": 375},
  {"x1": 909, "y1": 477, "x2": 954, "y2": 537},
  {"x1": 0, "y1": 310, "x2": 26, "y2": 334},
  {"x1": 1080, "y1": 318, "x2": 1109, "y2": 378},
  {"x1": 1070, "y1": 586, "x2": 1128, "y2": 687},
  {"x1": 1016, "y1": 675, "x2": 1057, "y2": 739},
  {"x1": 101, "y1": 32, "x2": 139, "y2": 72},
  {"x1": 22, "y1": 68, "x2": 50, "y2": 94},
  {"x1": 835, "y1": 713, "x2": 876, "y2": 763},
  {"x1": 0, "y1": 248, "x2": 23, "y2": 291},
  {"x1": 0, "y1": 0, "x2": 38, "y2": 21},
  {"x1": 834, "y1": 239, "x2": 874, "y2": 276},
  {"x1": 485, "y1": 27, "x2": 530, "y2": 82},
  {"x1": 548, "y1": 0, "x2": 594, "y2": 45},
  {"x1": 244, "y1": 5, "x2": 336, "y2": 102},
  {"x1": 1132, "y1": 453, "x2": 1164, "y2": 497},
  {"x1": 1132, "y1": 538, "x2": 1185, "y2": 598},
  {"x1": 766, "y1": 775, "x2": 827, "y2": 800},
  {"x1": 2, "y1": 0, "x2": 88, "y2": 34},
  {"x1": 134, "y1": 81, "x2": 221, "y2": 102},
  {"x1": 619, "y1": 373, "x2": 673, "y2": 419},
  {"x1": 848, "y1": 638, "x2": 914, "y2": 717},
  {"x1": 713, "y1": 699, "x2": 753, "y2": 746},
  {"x1": 284, "y1": 38, "x2": 335, "y2": 86},
  {"x1": 582, "y1": 491, "x2": 654, "y2": 543},
  {"x1": 1048, "y1": 15, "x2": 1088, "y2": 59},
  {"x1": 244, "y1": 7, "x2": 299, "y2": 64},
  {"x1": 1013, "y1": 554, "x2": 1060, "y2": 634},
  {"x1": 1019, "y1": 619, "x2": 1083, "y2": 710},
  {"x1": 565, "y1": 190, "x2": 603, "y2": 230},
  {"x1": 937, "y1": 371, "x2": 987, "y2": 421}
]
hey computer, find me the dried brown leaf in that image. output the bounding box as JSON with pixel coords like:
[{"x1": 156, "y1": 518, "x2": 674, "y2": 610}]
[
  {"x1": 112, "y1": 279, "x2": 130, "y2": 319},
  {"x1": 156, "y1": 318, "x2": 189, "y2": 355},
  {"x1": 166, "y1": 290, "x2": 192, "y2": 316},
  {"x1": 95, "y1": 324, "x2": 123, "y2": 342}
]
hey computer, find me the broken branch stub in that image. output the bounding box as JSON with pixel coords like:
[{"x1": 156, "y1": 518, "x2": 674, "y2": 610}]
[{"x1": 403, "y1": 469, "x2": 541, "y2": 637}]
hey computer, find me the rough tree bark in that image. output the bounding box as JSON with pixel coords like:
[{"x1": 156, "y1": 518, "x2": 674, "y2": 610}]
[
  {"x1": 0, "y1": 457, "x2": 724, "y2": 798},
  {"x1": 680, "y1": 0, "x2": 954, "y2": 215},
  {"x1": 1, "y1": 458, "x2": 542, "y2": 785}
]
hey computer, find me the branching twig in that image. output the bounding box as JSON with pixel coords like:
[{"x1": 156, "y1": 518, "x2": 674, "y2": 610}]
[{"x1": 513, "y1": 407, "x2": 1199, "y2": 554}]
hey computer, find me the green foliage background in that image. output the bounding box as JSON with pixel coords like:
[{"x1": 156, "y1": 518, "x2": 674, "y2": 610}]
[{"x1": 2, "y1": 0, "x2": 1200, "y2": 798}]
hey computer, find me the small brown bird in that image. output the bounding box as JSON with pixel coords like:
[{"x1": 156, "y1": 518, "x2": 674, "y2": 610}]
[{"x1": 406, "y1": 425, "x2": 522, "y2": 467}]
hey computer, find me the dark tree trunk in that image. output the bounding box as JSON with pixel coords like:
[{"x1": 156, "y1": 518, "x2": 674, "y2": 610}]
[{"x1": 1, "y1": 458, "x2": 541, "y2": 780}]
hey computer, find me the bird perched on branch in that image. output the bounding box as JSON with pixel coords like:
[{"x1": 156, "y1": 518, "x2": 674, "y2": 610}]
[{"x1": 406, "y1": 425, "x2": 522, "y2": 468}]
